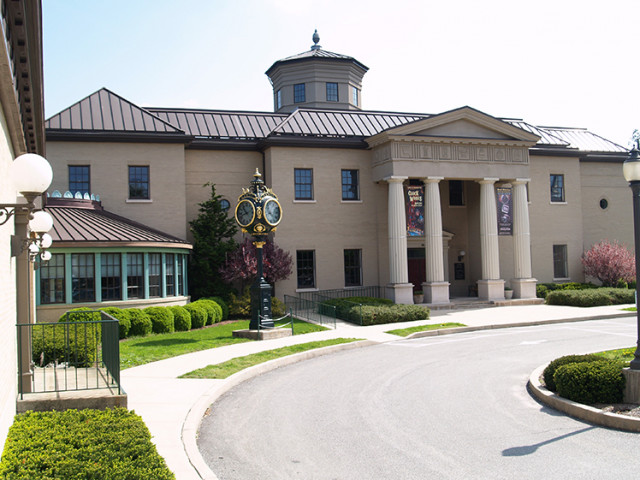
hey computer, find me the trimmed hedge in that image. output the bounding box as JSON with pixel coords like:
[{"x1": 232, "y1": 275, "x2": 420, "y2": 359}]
[
  {"x1": 209, "y1": 296, "x2": 229, "y2": 320},
  {"x1": 536, "y1": 282, "x2": 598, "y2": 299},
  {"x1": 59, "y1": 307, "x2": 103, "y2": 341},
  {"x1": 170, "y1": 306, "x2": 191, "y2": 331},
  {"x1": 554, "y1": 360, "x2": 626, "y2": 404},
  {"x1": 542, "y1": 354, "x2": 603, "y2": 392},
  {"x1": 100, "y1": 307, "x2": 131, "y2": 339},
  {"x1": 357, "y1": 304, "x2": 430, "y2": 326},
  {"x1": 184, "y1": 303, "x2": 207, "y2": 329},
  {"x1": 545, "y1": 287, "x2": 635, "y2": 307},
  {"x1": 192, "y1": 299, "x2": 221, "y2": 325},
  {"x1": 322, "y1": 296, "x2": 393, "y2": 322},
  {"x1": 127, "y1": 309, "x2": 152, "y2": 337},
  {"x1": 31, "y1": 323, "x2": 98, "y2": 367},
  {"x1": 0, "y1": 408, "x2": 175, "y2": 479},
  {"x1": 144, "y1": 307, "x2": 175, "y2": 334}
]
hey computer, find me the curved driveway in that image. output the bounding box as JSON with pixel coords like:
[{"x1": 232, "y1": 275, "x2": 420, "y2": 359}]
[{"x1": 198, "y1": 318, "x2": 639, "y2": 479}]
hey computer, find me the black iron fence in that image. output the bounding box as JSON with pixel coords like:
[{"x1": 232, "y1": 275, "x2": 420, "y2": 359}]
[
  {"x1": 284, "y1": 295, "x2": 337, "y2": 328},
  {"x1": 17, "y1": 310, "x2": 122, "y2": 398}
]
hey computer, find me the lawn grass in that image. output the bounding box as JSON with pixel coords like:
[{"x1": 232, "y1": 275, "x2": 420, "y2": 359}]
[
  {"x1": 623, "y1": 307, "x2": 637, "y2": 311},
  {"x1": 120, "y1": 319, "x2": 327, "y2": 369},
  {"x1": 385, "y1": 322, "x2": 466, "y2": 337},
  {"x1": 594, "y1": 347, "x2": 636, "y2": 362},
  {"x1": 180, "y1": 338, "x2": 362, "y2": 379}
]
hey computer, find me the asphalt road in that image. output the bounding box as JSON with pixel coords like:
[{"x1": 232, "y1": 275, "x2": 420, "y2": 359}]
[{"x1": 198, "y1": 318, "x2": 640, "y2": 479}]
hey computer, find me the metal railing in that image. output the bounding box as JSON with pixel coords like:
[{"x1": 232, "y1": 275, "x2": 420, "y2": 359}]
[
  {"x1": 293, "y1": 286, "x2": 385, "y2": 326},
  {"x1": 284, "y1": 295, "x2": 337, "y2": 328},
  {"x1": 258, "y1": 312, "x2": 295, "y2": 335},
  {"x1": 17, "y1": 310, "x2": 122, "y2": 398}
]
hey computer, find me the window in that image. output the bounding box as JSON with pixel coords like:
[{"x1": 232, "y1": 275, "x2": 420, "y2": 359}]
[
  {"x1": 40, "y1": 254, "x2": 65, "y2": 304},
  {"x1": 553, "y1": 245, "x2": 568, "y2": 278},
  {"x1": 294, "y1": 168, "x2": 313, "y2": 200},
  {"x1": 177, "y1": 255, "x2": 184, "y2": 295},
  {"x1": 550, "y1": 174, "x2": 565, "y2": 203},
  {"x1": 296, "y1": 250, "x2": 315, "y2": 288},
  {"x1": 101, "y1": 253, "x2": 121, "y2": 301},
  {"x1": 166, "y1": 254, "x2": 175, "y2": 296},
  {"x1": 219, "y1": 199, "x2": 230, "y2": 212},
  {"x1": 129, "y1": 166, "x2": 150, "y2": 199},
  {"x1": 148, "y1": 253, "x2": 162, "y2": 297},
  {"x1": 294, "y1": 83, "x2": 305, "y2": 103},
  {"x1": 351, "y1": 86, "x2": 359, "y2": 107},
  {"x1": 341, "y1": 169, "x2": 359, "y2": 201},
  {"x1": 449, "y1": 180, "x2": 465, "y2": 206},
  {"x1": 72, "y1": 253, "x2": 95, "y2": 303},
  {"x1": 344, "y1": 249, "x2": 362, "y2": 287},
  {"x1": 69, "y1": 166, "x2": 90, "y2": 196},
  {"x1": 326, "y1": 82, "x2": 338, "y2": 102},
  {"x1": 276, "y1": 89, "x2": 282, "y2": 110},
  {"x1": 127, "y1": 253, "x2": 144, "y2": 299}
]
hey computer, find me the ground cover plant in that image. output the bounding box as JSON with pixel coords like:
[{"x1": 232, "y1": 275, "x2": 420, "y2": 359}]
[
  {"x1": 385, "y1": 322, "x2": 466, "y2": 337},
  {"x1": 0, "y1": 408, "x2": 174, "y2": 480},
  {"x1": 120, "y1": 318, "x2": 326, "y2": 369},
  {"x1": 180, "y1": 338, "x2": 361, "y2": 379}
]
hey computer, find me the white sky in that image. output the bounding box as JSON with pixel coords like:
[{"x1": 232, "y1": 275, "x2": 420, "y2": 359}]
[{"x1": 43, "y1": 0, "x2": 639, "y2": 147}]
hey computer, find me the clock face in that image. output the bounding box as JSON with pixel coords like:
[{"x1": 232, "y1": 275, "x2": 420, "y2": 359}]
[
  {"x1": 235, "y1": 199, "x2": 255, "y2": 227},
  {"x1": 264, "y1": 198, "x2": 282, "y2": 226}
]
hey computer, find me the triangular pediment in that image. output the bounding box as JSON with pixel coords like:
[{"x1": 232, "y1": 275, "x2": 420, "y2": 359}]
[{"x1": 368, "y1": 106, "x2": 540, "y2": 146}]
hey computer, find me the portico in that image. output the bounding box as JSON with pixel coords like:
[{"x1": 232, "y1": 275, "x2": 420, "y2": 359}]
[{"x1": 369, "y1": 106, "x2": 540, "y2": 304}]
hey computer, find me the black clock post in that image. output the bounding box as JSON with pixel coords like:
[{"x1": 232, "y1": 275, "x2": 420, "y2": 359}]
[{"x1": 234, "y1": 169, "x2": 283, "y2": 331}]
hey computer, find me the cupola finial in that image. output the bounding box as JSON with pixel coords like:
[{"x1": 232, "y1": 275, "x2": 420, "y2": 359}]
[{"x1": 311, "y1": 29, "x2": 321, "y2": 50}]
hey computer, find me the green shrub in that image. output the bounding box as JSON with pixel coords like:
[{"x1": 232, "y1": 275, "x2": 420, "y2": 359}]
[
  {"x1": 321, "y1": 296, "x2": 393, "y2": 322},
  {"x1": 0, "y1": 408, "x2": 175, "y2": 479},
  {"x1": 169, "y1": 306, "x2": 191, "y2": 331},
  {"x1": 546, "y1": 288, "x2": 634, "y2": 307},
  {"x1": 100, "y1": 307, "x2": 131, "y2": 339},
  {"x1": 127, "y1": 309, "x2": 152, "y2": 337},
  {"x1": 144, "y1": 307, "x2": 175, "y2": 334},
  {"x1": 209, "y1": 296, "x2": 229, "y2": 320},
  {"x1": 184, "y1": 303, "x2": 207, "y2": 329},
  {"x1": 31, "y1": 322, "x2": 98, "y2": 367},
  {"x1": 542, "y1": 354, "x2": 603, "y2": 392},
  {"x1": 227, "y1": 288, "x2": 283, "y2": 319},
  {"x1": 356, "y1": 304, "x2": 430, "y2": 326},
  {"x1": 537, "y1": 282, "x2": 598, "y2": 299},
  {"x1": 193, "y1": 299, "x2": 221, "y2": 325},
  {"x1": 272, "y1": 296, "x2": 286, "y2": 318},
  {"x1": 554, "y1": 360, "x2": 626, "y2": 404},
  {"x1": 59, "y1": 307, "x2": 102, "y2": 341}
]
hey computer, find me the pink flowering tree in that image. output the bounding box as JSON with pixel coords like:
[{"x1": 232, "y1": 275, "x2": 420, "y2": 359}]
[
  {"x1": 219, "y1": 238, "x2": 293, "y2": 290},
  {"x1": 581, "y1": 240, "x2": 635, "y2": 287}
]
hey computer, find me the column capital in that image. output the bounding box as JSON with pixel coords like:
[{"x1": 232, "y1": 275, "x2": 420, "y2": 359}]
[
  {"x1": 478, "y1": 177, "x2": 499, "y2": 185},
  {"x1": 384, "y1": 176, "x2": 408, "y2": 184},
  {"x1": 423, "y1": 176, "x2": 444, "y2": 183},
  {"x1": 512, "y1": 178, "x2": 531, "y2": 185}
]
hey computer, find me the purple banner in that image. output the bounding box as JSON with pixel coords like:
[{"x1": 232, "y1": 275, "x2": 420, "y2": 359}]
[
  {"x1": 405, "y1": 185, "x2": 424, "y2": 237},
  {"x1": 496, "y1": 187, "x2": 512, "y2": 236}
]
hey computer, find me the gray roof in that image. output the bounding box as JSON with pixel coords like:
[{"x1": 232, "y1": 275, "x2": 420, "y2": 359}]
[
  {"x1": 45, "y1": 198, "x2": 191, "y2": 248},
  {"x1": 265, "y1": 47, "x2": 369, "y2": 76},
  {"x1": 46, "y1": 89, "x2": 627, "y2": 154}
]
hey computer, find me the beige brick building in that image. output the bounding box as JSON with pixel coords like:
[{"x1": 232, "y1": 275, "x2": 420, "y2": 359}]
[{"x1": 41, "y1": 32, "x2": 631, "y2": 313}]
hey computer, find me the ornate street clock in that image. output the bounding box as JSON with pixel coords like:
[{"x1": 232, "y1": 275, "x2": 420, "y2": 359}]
[{"x1": 234, "y1": 169, "x2": 283, "y2": 330}]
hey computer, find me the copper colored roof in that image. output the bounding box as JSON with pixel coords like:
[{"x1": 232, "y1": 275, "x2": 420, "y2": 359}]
[{"x1": 44, "y1": 198, "x2": 191, "y2": 248}]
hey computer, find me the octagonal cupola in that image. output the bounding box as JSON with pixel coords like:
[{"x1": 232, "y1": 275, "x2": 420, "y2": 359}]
[{"x1": 265, "y1": 30, "x2": 369, "y2": 113}]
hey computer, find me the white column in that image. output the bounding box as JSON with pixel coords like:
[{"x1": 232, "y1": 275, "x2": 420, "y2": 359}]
[
  {"x1": 477, "y1": 178, "x2": 504, "y2": 300},
  {"x1": 512, "y1": 178, "x2": 537, "y2": 298},
  {"x1": 422, "y1": 177, "x2": 449, "y2": 304},
  {"x1": 385, "y1": 176, "x2": 413, "y2": 304}
]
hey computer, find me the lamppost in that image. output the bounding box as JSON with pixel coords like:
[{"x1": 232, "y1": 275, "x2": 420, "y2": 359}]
[
  {"x1": 234, "y1": 169, "x2": 282, "y2": 330},
  {"x1": 0, "y1": 153, "x2": 54, "y2": 393},
  {"x1": 623, "y1": 139, "x2": 640, "y2": 370}
]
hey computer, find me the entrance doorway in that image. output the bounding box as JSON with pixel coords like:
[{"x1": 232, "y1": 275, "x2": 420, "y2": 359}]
[{"x1": 407, "y1": 248, "x2": 425, "y2": 293}]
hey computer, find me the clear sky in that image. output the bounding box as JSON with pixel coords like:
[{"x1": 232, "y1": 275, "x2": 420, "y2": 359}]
[{"x1": 43, "y1": 0, "x2": 639, "y2": 147}]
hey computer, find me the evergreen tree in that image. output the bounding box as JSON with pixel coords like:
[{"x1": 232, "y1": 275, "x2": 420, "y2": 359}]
[{"x1": 188, "y1": 183, "x2": 238, "y2": 299}]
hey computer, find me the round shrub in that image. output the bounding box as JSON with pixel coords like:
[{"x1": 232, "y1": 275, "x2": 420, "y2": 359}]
[
  {"x1": 170, "y1": 306, "x2": 191, "y2": 331},
  {"x1": 554, "y1": 360, "x2": 625, "y2": 404},
  {"x1": 58, "y1": 307, "x2": 102, "y2": 341},
  {"x1": 542, "y1": 354, "x2": 603, "y2": 392},
  {"x1": 184, "y1": 303, "x2": 207, "y2": 329},
  {"x1": 101, "y1": 307, "x2": 131, "y2": 339},
  {"x1": 144, "y1": 307, "x2": 175, "y2": 334},
  {"x1": 127, "y1": 309, "x2": 152, "y2": 337},
  {"x1": 192, "y1": 299, "x2": 219, "y2": 325},
  {"x1": 31, "y1": 323, "x2": 97, "y2": 367},
  {"x1": 272, "y1": 296, "x2": 285, "y2": 318},
  {"x1": 210, "y1": 296, "x2": 229, "y2": 320}
]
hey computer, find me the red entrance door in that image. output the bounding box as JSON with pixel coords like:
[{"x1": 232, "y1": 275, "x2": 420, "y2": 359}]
[{"x1": 407, "y1": 248, "x2": 425, "y2": 293}]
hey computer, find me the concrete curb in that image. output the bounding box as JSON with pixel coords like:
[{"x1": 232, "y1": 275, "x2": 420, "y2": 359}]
[
  {"x1": 404, "y1": 312, "x2": 635, "y2": 340},
  {"x1": 527, "y1": 364, "x2": 640, "y2": 433},
  {"x1": 181, "y1": 339, "x2": 378, "y2": 480}
]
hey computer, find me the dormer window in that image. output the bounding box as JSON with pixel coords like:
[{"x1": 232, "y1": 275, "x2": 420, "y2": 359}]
[
  {"x1": 351, "y1": 86, "x2": 359, "y2": 107},
  {"x1": 326, "y1": 82, "x2": 338, "y2": 102},
  {"x1": 276, "y1": 89, "x2": 282, "y2": 110},
  {"x1": 294, "y1": 83, "x2": 306, "y2": 103}
]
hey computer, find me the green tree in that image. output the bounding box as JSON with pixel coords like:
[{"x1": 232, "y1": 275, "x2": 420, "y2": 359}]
[{"x1": 188, "y1": 183, "x2": 238, "y2": 299}]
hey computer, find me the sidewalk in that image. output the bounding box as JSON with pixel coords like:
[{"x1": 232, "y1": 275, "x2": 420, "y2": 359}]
[{"x1": 121, "y1": 304, "x2": 635, "y2": 480}]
